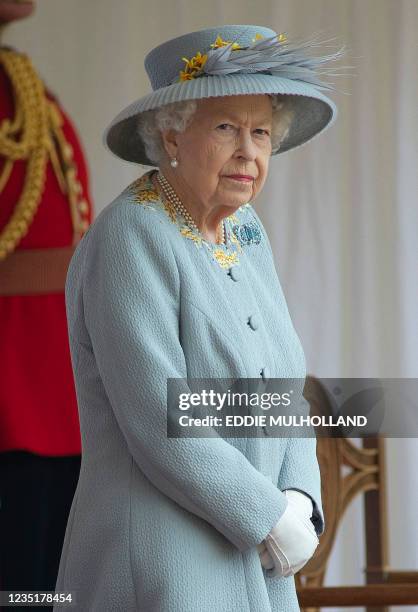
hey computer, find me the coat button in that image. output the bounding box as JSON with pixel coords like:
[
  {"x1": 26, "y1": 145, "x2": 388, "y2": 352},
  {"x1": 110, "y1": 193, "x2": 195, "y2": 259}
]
[
  {"x1": 228, "y1": 266, "x2": 240, "y2": 282},
  {"x1": 247, "y1": 314, "x2": 259, "y2": 330}
]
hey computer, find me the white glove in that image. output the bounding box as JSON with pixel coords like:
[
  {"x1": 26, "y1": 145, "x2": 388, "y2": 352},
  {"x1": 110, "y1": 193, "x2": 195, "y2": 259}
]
[
  {"x1": 258, "y1": 489, "x2": 315, "y2": 571},
  {"x1": 259, "y1": 489, "x2": 319, "y2": 577},
  {"x1": 284, "y1": 489, "x2": 314, "y2": 521},
  {"x1": 257, "y1": 541, "x2": 275, "y2": 571}
]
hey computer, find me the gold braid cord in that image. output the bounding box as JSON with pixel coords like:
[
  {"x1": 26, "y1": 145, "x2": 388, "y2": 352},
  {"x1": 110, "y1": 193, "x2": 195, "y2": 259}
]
[{"x1": 0, "y1": 48, "x2": 90, "y2": 261}]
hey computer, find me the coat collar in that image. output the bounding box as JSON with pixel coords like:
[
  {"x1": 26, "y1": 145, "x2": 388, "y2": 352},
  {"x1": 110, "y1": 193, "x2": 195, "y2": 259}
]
[{"x1": 128, "y1": 169, "x2": 262, "y2": 270}]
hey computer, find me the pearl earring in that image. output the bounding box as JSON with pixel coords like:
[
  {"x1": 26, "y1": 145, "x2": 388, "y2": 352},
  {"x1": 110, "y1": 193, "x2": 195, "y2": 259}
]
[{"x1": 170, "y1": 157, "x2": 178, "y2": 168}]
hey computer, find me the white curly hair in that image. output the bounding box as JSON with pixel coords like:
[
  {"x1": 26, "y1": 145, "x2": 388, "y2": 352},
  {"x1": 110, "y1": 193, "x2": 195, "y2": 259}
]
[{"x1": 136, "y1": 95, "x2": 295, "y2": 166}]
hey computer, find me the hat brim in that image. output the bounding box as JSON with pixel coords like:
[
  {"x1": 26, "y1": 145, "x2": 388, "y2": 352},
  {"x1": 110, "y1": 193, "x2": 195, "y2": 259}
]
[{"x1": 104, "y1": 73, "x2": 338, "y2": 166}]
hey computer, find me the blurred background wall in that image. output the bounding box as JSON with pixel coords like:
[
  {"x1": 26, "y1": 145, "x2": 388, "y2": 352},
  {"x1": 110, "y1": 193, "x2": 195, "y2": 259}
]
[{"x1": 4, "y1": 1, "x2": 417, "y2": 609}]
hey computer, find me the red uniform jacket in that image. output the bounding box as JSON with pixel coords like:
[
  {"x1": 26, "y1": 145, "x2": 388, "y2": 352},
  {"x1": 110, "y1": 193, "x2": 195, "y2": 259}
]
[{"x1": 0, "y1": 60, "x2": 93, "y2": 456}]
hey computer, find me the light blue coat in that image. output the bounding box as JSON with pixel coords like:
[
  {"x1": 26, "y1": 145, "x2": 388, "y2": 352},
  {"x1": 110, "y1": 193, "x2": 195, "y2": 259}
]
[{"x1": 54, "y1": 169, "x2": 324, "y2": 612}]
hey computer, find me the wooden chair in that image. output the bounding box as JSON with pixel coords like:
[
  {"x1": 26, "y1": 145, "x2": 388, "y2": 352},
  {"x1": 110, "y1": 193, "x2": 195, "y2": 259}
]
[{"x1": 295, "y1": 375, "x2": 418, "y2": 610}]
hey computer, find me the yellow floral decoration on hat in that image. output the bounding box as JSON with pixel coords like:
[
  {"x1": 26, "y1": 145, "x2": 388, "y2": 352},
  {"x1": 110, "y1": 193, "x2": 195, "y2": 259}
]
[
  {"x1": 179, "y1": 34, "x2": 245, "y2": 82},
  {"x1": 179, "y1": 51, "x2": 208, "y2": 81},
  {"x1": 179, "y1": 34, "x2": 287, "y2": 81},
  {"x1": 178, "y1": 32, "x2": 287, "y2": 82},
  {"x1": 210, "y1": 35, "x2": 244, "y2": 50}
]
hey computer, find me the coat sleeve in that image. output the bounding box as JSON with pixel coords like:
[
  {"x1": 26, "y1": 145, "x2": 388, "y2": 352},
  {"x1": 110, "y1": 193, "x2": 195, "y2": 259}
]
[
  {"x1": 247, "y1": 205, "x2": 325, "y2": 538},
  {"x1": 277, "y1": 433, "x2": 325, "y2": 537},
  {"x1": 81, "y1": 201, "x2": 288, "y2": 553}
]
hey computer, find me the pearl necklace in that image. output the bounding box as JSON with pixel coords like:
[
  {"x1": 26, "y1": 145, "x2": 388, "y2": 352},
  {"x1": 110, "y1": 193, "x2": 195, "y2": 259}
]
[{"x1": 156, "y1": 171, "x2": 225, "y2": 245}]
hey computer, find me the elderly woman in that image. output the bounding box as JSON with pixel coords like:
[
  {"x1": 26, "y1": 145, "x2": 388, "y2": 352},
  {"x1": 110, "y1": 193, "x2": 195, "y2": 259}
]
[{"x1": 54, "y1": 25, "x2": 344, "y2": 612}]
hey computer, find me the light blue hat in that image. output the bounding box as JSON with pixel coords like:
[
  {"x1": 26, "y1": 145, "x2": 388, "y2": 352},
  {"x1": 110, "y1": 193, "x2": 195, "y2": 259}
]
[{"x1": 104, "y1": 24, "x2": 347, "y2": 165}]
